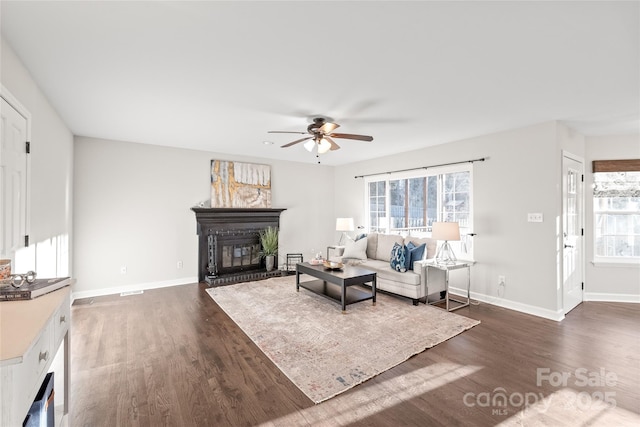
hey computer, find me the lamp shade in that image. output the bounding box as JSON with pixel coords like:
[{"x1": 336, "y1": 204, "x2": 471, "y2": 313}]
[
  {"x1": 336, "y1": 217, "x2": 355, "y2": 232},
  {"x1": 303, "y1": 139, "x2": 315, "y2": 152},
  {"x1": 317, "y1": 138, "x2": 331, "y2": 154},
  {"x1": 431, "y1": 222, "x2": 460, "y2": 241}
]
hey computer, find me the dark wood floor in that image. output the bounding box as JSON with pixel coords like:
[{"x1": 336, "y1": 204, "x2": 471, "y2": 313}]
[{"x1": 70, "y1": 283, "x2": 640, "y2": 427}]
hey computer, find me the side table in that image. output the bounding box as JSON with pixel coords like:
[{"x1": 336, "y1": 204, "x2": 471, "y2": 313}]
[{"x1": 426, "y1": 261, "x2": 472, "y2": 311}]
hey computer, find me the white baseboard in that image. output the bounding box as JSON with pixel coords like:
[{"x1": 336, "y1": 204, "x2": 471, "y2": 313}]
[
  {"x1": 449, "y1": 286, "x2": 565, "y2": 322},
  {"x1": 584, "y1": 292, "x2": 640, "y2": 303},
  {"x1": 71, "y1": 276, "x2": 198, "y2": 302}
]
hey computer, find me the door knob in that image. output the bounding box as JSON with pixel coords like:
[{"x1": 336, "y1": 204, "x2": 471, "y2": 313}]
[{"x1": 564, "y1": 244, "x2": 574, "y2": 249}]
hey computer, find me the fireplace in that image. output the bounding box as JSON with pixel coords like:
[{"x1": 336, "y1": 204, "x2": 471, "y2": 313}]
[{"x1": 192, "y1": 207, "x2": 286, "y2": 284}]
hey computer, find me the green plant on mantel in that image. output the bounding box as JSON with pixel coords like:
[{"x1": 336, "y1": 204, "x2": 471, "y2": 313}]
[{"x1": 259, "y1": 226, "x2": 279, "y2": 257}]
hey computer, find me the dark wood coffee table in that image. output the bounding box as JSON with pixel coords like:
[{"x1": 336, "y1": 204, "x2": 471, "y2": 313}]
[{"x1": 296, "y1": 262, "x2": 376, "y2": 313}]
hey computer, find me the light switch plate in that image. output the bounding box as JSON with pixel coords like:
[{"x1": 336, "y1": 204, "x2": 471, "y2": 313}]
[{"x1": 528, "y1": 213, "x2": 544, "y2": 222}]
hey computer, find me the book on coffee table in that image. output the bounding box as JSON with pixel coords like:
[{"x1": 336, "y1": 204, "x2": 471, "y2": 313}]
[{"x1": 0, "y1": 277, "x2": 71, "y2": 301}]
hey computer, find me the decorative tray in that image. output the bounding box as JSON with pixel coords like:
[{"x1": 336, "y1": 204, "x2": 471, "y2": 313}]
[{"x1": 323, "y1": 261, "x2": 343, "y2": 270}]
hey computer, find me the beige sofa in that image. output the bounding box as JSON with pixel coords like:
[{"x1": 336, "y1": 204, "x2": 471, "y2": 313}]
[{"x1": 333, "y1": 232, "x2": 447, "y2": 305}]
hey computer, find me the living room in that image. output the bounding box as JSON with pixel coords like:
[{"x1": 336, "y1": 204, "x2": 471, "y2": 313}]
[{"x1": 1, "y1": 1, "x2": 638, "y2": 426}]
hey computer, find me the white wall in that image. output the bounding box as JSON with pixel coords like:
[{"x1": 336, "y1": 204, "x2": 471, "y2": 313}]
[
  {"x1": 584, "y1": 134, "x2": 640, "y2": 302},
  {"x1": 72, "y1": 136, "x2": 335, "y2": 297},
  {"x1": 1, "y1": 38, "x2": 74, "y2": 277},
  {"x1": 336, "y1": 121, "x2": 569, "y2": 320}
]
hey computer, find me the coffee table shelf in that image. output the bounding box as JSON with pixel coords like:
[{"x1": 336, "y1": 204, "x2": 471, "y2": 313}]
[
  {"x1": 296, "y1": 262, "x2": 376, "y2": 313},
  {"x1": 298, "y1": 279, "x2": 374, "y2": 306}
]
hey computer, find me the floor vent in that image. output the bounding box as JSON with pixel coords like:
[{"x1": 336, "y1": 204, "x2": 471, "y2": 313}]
[{"x1": 120, "y1": 290, "x2": 144, "y2": 297}]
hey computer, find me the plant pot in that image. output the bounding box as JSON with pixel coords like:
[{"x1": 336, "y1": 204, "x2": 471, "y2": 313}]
[{"x1": 265, "y1": 255, "x2": 275, "y2": 272}]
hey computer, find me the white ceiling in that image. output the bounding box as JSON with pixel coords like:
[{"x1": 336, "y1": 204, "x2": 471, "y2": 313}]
[{"x1": 2, "y1": 1, "x2": 638, "y2": 165}]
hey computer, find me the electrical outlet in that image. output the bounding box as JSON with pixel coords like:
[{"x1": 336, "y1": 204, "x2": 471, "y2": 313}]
[
  {"x1": 120, "y1": 265, "x2": 127, "y2": 275},
  {"x1": 498, "y1": 275, "x2": 506, "y2": 286},
  {"x1": 527, "y1": 213, "x2": 544, "y2": 222},
  {"x1": 177, "y1": 260, "x2": 183, "y2": 269}
]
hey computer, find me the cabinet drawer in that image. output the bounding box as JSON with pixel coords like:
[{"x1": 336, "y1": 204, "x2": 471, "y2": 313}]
[
  {"x1": 54, "y1": 292, "x2": 71, "y2": 348},
  {"x1": 24, "y1": 322, "x2": 52, "y2": 382}
]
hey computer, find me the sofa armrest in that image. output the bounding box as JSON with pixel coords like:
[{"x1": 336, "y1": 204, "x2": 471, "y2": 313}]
[
  {"x1": 414, "y1": 260, "x2": 446, "y2": 296},
  {"x1": 414, "y1": 260, "x2": 429, "y2": 274},
  {"x1": 413, "y1": 260, "x2": 429, "y2": 296}
]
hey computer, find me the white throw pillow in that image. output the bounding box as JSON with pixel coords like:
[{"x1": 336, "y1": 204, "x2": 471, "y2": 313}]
[{"x1": 342, "y1": 236, "x2": 368, "y2": 260}]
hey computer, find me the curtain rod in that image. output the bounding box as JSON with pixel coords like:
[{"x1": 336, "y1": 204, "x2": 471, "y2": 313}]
[{"x1": 354, "y1": 157, "x2": 487, "y2": 179}]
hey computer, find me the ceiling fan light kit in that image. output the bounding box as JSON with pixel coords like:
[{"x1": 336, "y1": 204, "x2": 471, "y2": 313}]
[
  {"x1": 268, "y1": 117, "x2": 373, "y2": 160},
  {"x1": 317, "y1": 138, "x2": 332, "y2": 154},
  {"x1": 303, "y1": 137, "x2": 331, "y2": 154},
  {"x1": 303, "y1": 139, "x2": 315, "y2": 152}
]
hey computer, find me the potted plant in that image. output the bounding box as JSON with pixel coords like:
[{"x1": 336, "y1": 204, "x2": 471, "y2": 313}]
[{"x1": 259, "y1": 226, "x2": 279, "y2": 272}]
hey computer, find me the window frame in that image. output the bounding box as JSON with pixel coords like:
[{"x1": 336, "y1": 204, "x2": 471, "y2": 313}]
[
  {"x1": 364, "y1": 163, "x2": 474, "y2": 260},
  {"x1": 592, "y1": 169, "x2": 640, "y2": 265}
]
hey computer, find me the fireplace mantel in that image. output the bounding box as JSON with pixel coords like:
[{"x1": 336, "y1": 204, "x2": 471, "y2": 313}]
[
  {"x1": 192, "y1": 207, "x2": 286, "y2": 283},
  {"x1": 192, "y1": 208, "x2": 286, "y2": 226}
]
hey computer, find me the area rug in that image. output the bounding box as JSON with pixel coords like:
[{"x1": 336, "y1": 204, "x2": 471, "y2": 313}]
[{"x1": 206, "y1": 275, "x2": 480, "y2": 403}]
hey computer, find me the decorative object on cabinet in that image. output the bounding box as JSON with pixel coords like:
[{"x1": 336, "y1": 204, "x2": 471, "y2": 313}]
[
  {"x1": 0, "y1": 259, "x2": 11, "y2": 280},
  {"x1": 1, "y1": 277, "x2": 70, "y2": 301},
  {"x1": 2, "y1": 270, "x2": 37, "y2": 289}
]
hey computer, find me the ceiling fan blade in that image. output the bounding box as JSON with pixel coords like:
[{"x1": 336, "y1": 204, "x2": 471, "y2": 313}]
[
  {"x1": 325, "y1": 136, "x2": 340, "y2": 151},
  {"x1": 328, "y1": 133, "x2": 374, "y2": 142},
  {"x1": 281, "y1": 136, "x2": 313, "y2": 148},
  {"x1": 318, "y1": 122, "x2": 340, "y2": 134},
  {"x1": 268, "y1": 130, "x2": 308, "y2": 135}
]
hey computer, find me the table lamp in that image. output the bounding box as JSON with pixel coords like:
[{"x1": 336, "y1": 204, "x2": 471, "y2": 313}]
[
  {"x1": 336, "y1": 217, "x2": 354, "y2": 245},
  {"x1": 432, "y1": 222, "x2": 460, "y2": 264}
]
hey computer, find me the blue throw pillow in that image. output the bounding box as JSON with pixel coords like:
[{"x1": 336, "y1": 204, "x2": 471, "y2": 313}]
[
  {"x1": 390, "y1": 243, "x2": 407, "y2": 273},
  {"x1": 405, "y1": 242, "x2": 426, "y2": 270},
  {"x1": 405, "y1": 242, "x2": 415, "y2": 270}
]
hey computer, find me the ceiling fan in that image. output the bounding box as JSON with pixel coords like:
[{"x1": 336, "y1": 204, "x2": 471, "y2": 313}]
[{"x1": 268, "y1": 117, "x2": 374, "y2": 154}]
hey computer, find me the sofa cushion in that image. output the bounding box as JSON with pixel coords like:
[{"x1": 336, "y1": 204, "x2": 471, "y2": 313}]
[
  {"x1": 366, "y1": 232, "x2": 378, "y2": 259},
  {"x1": 405, "y1": 236, "x2": 437, "y2": 260},
  {"x1": 342, "y1": 236, "x2": 368, "y2": 260},
  {"x1": 390, "y1": 243, "x2": 407, "y2": 272},
  {"x1": 360, "y1": 259, "x2": 421, "y2": 286},
  {"x1": 375, "y1": 234, "x2": 404, "y2": 261},
  {"x1": 405, "y1": 241, "x2": 426, "y2": 270}
]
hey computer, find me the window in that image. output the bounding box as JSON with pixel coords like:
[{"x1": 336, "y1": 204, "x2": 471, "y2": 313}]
[
  {"x1": 365, "y1": 164, "x2": 473, "y2": 258},
  {"x1": 593, "y1": 165, "x2": 640, "y2": 260}
]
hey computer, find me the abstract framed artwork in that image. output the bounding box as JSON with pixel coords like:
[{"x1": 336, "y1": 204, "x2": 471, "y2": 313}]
[{"x1": 210, "y1": 160, "x2": 272, "y2": 208}]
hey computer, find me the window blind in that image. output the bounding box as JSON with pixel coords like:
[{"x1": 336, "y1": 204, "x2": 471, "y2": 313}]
[{"x1": 592, "y1": 159, "x2": 640, "y2": 173}]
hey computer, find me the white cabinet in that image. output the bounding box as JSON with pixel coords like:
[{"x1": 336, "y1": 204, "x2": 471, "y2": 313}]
[{"x1": 0, "y1": 285, "x2": 71, "y2": 426}]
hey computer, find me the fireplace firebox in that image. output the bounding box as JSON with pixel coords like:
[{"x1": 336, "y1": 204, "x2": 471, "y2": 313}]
[{"x1": 192, "y1": 207, "x2": 286, "y2": 284}]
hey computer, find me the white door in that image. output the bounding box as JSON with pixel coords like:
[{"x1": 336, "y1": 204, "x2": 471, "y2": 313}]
[
  {"x1": 562, "y1": 154, "x2": 584, "y2": 314},
  {"x1": 0, "y1": 97, "x2": 28, "y2": 260}
]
